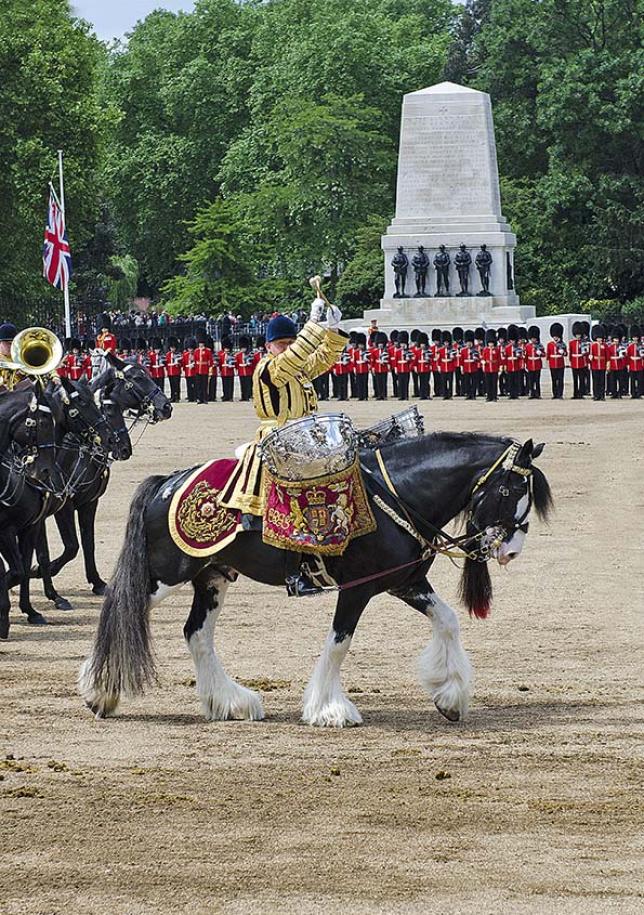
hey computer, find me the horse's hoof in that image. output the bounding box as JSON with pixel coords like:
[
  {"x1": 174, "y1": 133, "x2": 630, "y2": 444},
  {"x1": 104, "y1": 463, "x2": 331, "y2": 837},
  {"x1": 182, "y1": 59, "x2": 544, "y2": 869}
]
[
  {"x1": 435, "y1": 704, "x2": 460, "y2": 722},
  {"x1": 27, "y1": 612, "x2": 48, "y2": 626},
  {"x1": 54, "y1": 597, "x2": 74, "y2": 611},
  {"x1": 29, "y1": 565, "x2": 42, "y2": 579},
  {"x1": 92, "y1": 582, "x2": 107, "y2": 596}
]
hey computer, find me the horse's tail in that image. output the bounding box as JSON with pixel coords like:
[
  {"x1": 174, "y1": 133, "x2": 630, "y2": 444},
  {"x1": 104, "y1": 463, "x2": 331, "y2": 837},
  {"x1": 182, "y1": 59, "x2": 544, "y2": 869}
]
[{"x1": 79, "y1": 474, "x2": 167, "y2": 717}]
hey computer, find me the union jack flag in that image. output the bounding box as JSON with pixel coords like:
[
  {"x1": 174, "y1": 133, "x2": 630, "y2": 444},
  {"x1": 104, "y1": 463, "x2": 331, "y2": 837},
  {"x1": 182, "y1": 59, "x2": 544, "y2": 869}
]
[{"x1": 43, "y1": 187, "x2": 72, "y2": 290}]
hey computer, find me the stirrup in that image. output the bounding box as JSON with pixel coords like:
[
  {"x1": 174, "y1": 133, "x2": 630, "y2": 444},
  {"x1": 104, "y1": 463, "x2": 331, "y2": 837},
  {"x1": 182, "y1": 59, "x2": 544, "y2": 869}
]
[{"x1": 285, "y1": 574, "x2": 323, "y2": 598}]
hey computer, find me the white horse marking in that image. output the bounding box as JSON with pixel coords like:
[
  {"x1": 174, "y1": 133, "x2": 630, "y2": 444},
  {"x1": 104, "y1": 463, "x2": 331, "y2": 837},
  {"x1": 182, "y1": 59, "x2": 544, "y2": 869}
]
[
  {"x1": 417, "y1": 591, "x2": 473, "y2": 720},
  {"x1": 302, "y1": 630, "x2": 362, "y2": 728},
  {"x1": 149, "y1": 581, "x2": 184, "y2": 607},
  {"x1": 497, "y1": 491, "x2": 530, "y2": 563},
  {"x1": 186, "y1": 574, "x2": 264, "y2": 722}
]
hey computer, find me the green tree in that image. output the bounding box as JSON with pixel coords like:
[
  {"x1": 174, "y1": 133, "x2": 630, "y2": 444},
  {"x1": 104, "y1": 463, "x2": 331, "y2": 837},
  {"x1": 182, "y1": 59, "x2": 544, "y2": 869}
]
[{"x1": 0, "y1": 0, "x2": 110, "y2": 306}]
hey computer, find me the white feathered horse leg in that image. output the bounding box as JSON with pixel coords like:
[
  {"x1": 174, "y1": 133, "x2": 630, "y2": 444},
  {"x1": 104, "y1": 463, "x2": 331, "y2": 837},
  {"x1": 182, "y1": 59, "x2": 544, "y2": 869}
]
[
  {"x1": 397, "y1": 582, "x2": 473, "y2": 721},
  {"x1": 184, "y1": 568, "x2": 264, "y2": 721}
]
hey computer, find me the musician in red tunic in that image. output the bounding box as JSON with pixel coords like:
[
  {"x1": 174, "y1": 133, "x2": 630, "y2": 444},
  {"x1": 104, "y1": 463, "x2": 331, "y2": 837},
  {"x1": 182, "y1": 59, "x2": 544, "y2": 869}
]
[
  {"x1": 352, "y1": 332, "x2": 370, "y2": 401},
  {"x1": 569, "y1": 321, "x2": 589, "y2": 399},
  {"x1": 60, "y1": 339, "x2": 91, "y2": 381},
  {"x1": 430, "y1": 328, "x2": 442, "y2": 398},
  {"x1": 589, "y1": 324, "x2": 608, "y2": 401},
  {"x1": 503, "y1": 324, "x2": 523, "y2": 400},
  {"x1": 547, "y1": 322, "x2": 567, "y2": 399},
  {"x1": 524, "y1": 326, "x2": 545, "y2": 400},
  {"x1": 331, "y1": 345, "x2": 351, "y2": 401},
  {"x1": 626, "y1": 324, "x2": 643, "y2": 400},
  {"x1": 369, "y1": 332, "x2": 389, "y2": 400},
  {"x1": 165, "y1": 336, "x2": 182, "y2": 403},
  {"x1": 460, "y1": 330, "x2": 480, "y2": 400},
  {"x1": 481, "y1": 328, "x2": 500, "y2": 402}
]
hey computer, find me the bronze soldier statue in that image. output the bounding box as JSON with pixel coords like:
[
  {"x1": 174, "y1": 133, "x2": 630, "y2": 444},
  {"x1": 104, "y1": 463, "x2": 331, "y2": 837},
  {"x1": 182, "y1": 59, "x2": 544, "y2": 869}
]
[
  {"x1": 391, "y1": 247, "x2": 409, "y2": 298},
  {"x1": 433, "y1": 245, "x2": 451, "y2": 296},
  {"x1": 412, "y1": 245, "x2": 430, "y2": 297},
  {"x1": 455, "y1": 244, "x2": 472, "y2": 295},
  {"x1": 475, "y1": 244, "x2": 493, "y2": 296}
]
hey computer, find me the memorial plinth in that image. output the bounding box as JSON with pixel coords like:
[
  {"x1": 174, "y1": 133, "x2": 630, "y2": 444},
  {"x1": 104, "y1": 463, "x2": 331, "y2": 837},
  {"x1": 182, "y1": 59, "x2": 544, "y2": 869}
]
[{"x1": 356, "y1": 81, "x2": 535, "y2": 329}]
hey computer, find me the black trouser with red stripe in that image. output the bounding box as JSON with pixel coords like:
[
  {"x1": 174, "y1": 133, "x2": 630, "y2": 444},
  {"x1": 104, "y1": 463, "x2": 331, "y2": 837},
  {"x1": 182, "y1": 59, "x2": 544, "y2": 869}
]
[
  {"x1": 572, "y1": 367, "x2": 585, "y2": 398},
  {"x1": 550, "y1": 367, "x2": 565, "y2": 398},
  {"x1": 396, "y1": 372, "x2": 410, "y2": 400},
  {"x1": 168, "y1": 375, "x2": 180, "y2": 402},
  {"x1": 441, "y1": 372, "x2": 453, "y2": 399},
  {"x1": 591, "y1": 369, "x2": 606, "y2": 400},
  {"x1": 528, "y1": 370, "x2": 541, "y2": 398},
  {"x1": 195, "y1": 374, "x2": 208, "y2": 403},
  {"x1": 239, "y1": 375, "x2": 252, "y2": 401},
  {"x1": 507, "y1": 371, "x2": 521, "y2": 399},
  {"x1": 373, "y1": 373, "x2": 387, "y2": 400},
  {"x1": 355, "y1": 373, "x2": 368, "y2": 400},
  {"x1": 630, "y1": 370, "x2": 643, "y2": 399},
  {"x1": 484, "y1": 373, "x2": 498, "y2": 402},
  {"x1": 418, "y1": 373, "x2": 430, "y2": 399},
  {"x1": 221, "y1": 376, "x2": 234, "y2": 401},
  {"x1": 462, "y1": 373, "x2": 477, "y2": 399}
]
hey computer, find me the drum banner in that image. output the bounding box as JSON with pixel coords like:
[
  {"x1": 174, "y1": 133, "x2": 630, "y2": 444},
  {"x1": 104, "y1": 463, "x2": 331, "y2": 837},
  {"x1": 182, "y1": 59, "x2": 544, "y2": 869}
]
[
  {"x1": 168, "y1": 459, "x2": 243, "y2": 558},
  {"x1": 262, "y1": 457, "x2": 376, "y2": 556}
]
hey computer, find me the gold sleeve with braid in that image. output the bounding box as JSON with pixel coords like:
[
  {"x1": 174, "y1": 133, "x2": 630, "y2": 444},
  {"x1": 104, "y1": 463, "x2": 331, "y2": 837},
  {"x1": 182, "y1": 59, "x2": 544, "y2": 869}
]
[{"x1": 267, "y1": 321, "x2": 347, "y2": 386}]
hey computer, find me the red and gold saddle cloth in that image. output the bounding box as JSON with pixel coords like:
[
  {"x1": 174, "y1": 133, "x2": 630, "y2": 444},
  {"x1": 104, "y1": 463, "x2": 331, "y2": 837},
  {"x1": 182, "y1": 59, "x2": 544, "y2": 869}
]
[
  {"x1": 168, "y1": 459, "x2": 243, "y2": 558},
  {"x1": 262, "y1": 457, "x2": 376, "y2": 556}
]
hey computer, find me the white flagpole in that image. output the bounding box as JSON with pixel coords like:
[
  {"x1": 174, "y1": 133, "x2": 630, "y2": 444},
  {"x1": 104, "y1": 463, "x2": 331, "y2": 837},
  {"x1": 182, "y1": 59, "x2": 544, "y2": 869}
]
[{"x1": 58, "y1": 149, "x2": 72, "y2": 338}]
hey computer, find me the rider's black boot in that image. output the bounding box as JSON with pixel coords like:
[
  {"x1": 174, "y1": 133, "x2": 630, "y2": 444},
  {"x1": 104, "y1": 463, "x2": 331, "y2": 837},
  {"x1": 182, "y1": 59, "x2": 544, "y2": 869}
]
[{"x1": 285, "y1": 552, "x2": 322, "y2": 597}]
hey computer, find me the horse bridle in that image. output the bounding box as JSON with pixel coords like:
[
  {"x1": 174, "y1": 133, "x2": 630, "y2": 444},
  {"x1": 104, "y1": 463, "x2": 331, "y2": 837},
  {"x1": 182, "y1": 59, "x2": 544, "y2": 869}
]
[
  {"x1": 371, "y1": 441, "x2": 533, "y2": 564},
  {"x1": 114, "y1": 364, "x2": 163, "y2": 422}
]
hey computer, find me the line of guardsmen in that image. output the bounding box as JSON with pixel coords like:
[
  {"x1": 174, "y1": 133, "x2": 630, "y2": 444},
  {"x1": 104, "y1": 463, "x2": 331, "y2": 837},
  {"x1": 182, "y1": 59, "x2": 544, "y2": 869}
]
[{"x1": 56, "y1": 321, "x2": 644, "y2": 403}]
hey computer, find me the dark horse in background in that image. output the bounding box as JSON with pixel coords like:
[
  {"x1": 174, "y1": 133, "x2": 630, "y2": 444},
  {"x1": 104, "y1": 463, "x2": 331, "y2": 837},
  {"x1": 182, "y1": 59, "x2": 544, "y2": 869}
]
[
  {"x1": 34, "y1": 353, "x2": 172, "y2": 601},
  {"x1": 80, "y1": 432, "x2": 552, "y2": 728}
]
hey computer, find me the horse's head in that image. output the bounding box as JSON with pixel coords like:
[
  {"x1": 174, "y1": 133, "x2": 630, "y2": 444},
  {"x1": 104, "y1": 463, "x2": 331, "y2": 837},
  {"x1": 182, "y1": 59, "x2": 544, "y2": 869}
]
[
  {"x1": 50, "y1": 378, "x2": 118, "y2": 453},
  {"x1": 0, "y1": 383, "x2": 62, "y2": 490},
  {"x1": 460, "y1": 439, "x2": 553, "y2": 618},
  {"x1": 106, "y1": 352, "x2": 172, "y2": 423}
]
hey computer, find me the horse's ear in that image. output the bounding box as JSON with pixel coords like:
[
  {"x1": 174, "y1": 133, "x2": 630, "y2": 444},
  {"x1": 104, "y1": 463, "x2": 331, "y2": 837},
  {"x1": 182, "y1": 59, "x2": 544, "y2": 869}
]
[
  {"x1": 532, "y1": 442, "x2": 545, "y2": 460},
  {"x1": 516, "y1": 438, "x2": 534, "y2": 465},
  {"x1": 106, "y1": 350, "x2": 124, "y2": 368}
]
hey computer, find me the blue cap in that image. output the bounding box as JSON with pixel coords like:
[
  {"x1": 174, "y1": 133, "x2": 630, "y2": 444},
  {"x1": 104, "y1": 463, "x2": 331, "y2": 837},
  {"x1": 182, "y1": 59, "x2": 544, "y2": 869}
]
[
  {"x1": 266, "y1": 315, "x2": 297, "y2": 343},
  {"x1": 0, "y1": 322, "x2": 17, "y2": 342}
]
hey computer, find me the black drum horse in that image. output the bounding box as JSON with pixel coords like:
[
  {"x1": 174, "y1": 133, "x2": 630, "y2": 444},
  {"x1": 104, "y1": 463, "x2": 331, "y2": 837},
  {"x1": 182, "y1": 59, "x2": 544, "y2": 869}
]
[
  {"x1": 34, "y1": 353, "x2": 172, "y2": 600},
  {"x1": 80, "y1": 432, "x2": 552, "y2": 727}
]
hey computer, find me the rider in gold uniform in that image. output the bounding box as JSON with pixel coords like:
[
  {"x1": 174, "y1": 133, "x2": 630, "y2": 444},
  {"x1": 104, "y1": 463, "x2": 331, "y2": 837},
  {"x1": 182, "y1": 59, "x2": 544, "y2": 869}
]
[
  {"x1": 219, "y1": 296, "x2": 347, "y2": 595},
  {"x1": 0, "y1": 323, "x2": 20, "y2": 388}
]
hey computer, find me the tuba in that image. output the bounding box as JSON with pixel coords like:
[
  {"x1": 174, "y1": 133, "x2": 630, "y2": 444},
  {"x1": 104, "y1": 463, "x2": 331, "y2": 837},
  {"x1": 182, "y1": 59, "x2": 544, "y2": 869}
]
[{"x1": 2, "y1": 328, "x2": 63, "y2": 387}]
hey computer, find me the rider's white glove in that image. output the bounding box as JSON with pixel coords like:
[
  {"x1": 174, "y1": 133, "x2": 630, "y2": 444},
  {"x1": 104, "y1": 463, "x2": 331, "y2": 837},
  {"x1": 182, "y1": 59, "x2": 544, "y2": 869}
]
[
  {"x1": 326, "y1": 303, "x2": 342, "y2": 331},
  {"x1": 309, "y1": 297, "x2": 326, "y2": 323}
]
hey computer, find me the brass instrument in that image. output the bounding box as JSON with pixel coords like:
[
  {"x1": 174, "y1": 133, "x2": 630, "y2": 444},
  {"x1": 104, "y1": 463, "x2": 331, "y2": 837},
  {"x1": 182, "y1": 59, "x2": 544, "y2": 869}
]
[{"x1": 0, "y1": 326, "x2": 63, "y2": 389}]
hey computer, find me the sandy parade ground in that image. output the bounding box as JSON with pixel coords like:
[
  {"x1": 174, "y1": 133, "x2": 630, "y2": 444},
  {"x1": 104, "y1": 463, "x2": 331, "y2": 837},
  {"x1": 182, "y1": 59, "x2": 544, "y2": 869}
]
[{"x1": 1, "y1": 391, "x2": 643, "y2": 915}]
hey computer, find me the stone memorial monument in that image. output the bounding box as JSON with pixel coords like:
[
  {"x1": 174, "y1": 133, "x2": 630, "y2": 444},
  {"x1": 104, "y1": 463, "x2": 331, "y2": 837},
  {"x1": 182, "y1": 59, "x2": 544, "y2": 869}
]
[{"x1": 356, "y1": 81, "x2": 537, "y2": 330}]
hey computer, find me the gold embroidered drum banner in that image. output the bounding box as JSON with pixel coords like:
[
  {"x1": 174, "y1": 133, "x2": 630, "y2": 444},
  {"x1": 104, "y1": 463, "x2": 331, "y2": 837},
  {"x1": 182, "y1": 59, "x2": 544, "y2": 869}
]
[
  {"x1": 168, "y1": 459, "x2": 242, "y2": 557},
  {"x1": 262, "y1": 458, "x2": 376, "y2": 556}
]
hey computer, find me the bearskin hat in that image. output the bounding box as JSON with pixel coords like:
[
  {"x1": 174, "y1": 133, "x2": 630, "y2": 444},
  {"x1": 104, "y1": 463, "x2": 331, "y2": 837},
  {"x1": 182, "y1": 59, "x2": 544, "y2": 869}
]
[
  {"x1": 220, "y1": 336, "x2": 232, "y2": 350},
  {"x1": 528, "y1": 325, "x2": 540, "y2": 341},
  {"x1": 349, "y1": 330, "x2": 357, "y2": 343},
  {"x1": 518, "y1": 327, "x2": 528, "y2": 340},
  {"x1": 417, "y1": 332, "x2": 429, "y2": 346},
  {"x1": 356, "y1": 332, "x2": 367, "y2": 346},
  {"x1": 238, "y1": 335, "x2": 251, "y2": 349},
  {"x1": 168, "y1": 336, "x2": 179, "y2": 348},
  {"x1": 618, "y1": 323, "x2": 628, "y2": 338},
  {"x1": 497, "y1": 326, "x2": 507, "y2": 341},
  {"x1": 442, "y1": 330, "x2": 452, "y2": 344},
  {"x1": 389, "y1": 329, "x2": 399, "y2": 343},
  {"x1": 152, "y1": 338, "x2": 163, "y2": 349},
  {"x1": 255, "y1": 335, "x2": 266, "y2": 348},
  {"x1": 507, "y1": 324, "x2": 519, "y2": 342},
  {"x1": 99, "y1": 313, "x2": 111, "y2": 332},
  {"x1": 398, "y1": 330, "x2": 409, "y2": 345},
  {"x1": 410, "y1": 328, "x2": 420, "y2": 342},
  {"x1": 464, "y1": 329, "x2": 475, "y2": 343},
  {"x1": 452, "y1": 326, "x2": 464, "y2": 343},
  {"x1": 572, "y1": 321, "x2": 582, "y2": 336},
  {"x1": 431, "y1": 328, "x2": 442, "y2": 343},
  {"x1": 136, "y1": 337, "x2": 147, "y2": 350},
  {"x1": 581, "y1": 321, "x2": 590, "y2": 336},
  {"x1": 474, "y1": 326, "x2": 485, "y2": 341},
  {"x1": 69, "y1": 337, "x2": 81, "y2": 350},
  {"x1": 485, "y1": 328, "x2": 497, "y2": 344},
  {"x1": 550, "y1": 322, "x2": 564, "y2": 338},
  {"x1": 629, "y1": 325, "x2": 641, "y2": 339},
  {"x1": 374, "y1": 331, "x2": 388, "y2": 345},
  {"x1": 120, "y1": 337, "x2": 131, "y2": 351},
  {"x1": 591, "y1": 324, "x2": 606, "y2": 340},
  {"x1": 186, "y1": 337, "x2": 197, "y2": 349}
]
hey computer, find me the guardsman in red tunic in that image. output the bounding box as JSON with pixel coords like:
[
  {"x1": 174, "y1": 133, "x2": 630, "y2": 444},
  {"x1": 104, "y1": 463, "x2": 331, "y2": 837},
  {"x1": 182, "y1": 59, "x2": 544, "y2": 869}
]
[
  {"x1": 235, "y1": 335, "x2": 254, "y2": 402},
  {"x1": 410, "y1": 329, "x2": 421, "y2": 398},
  {"x1": 504, "y1": 324, "x2": 523, "y2": 400},
  {"x1": 134, "y1": 338, "x2": 149, "y2": 369},
  {"x1": 430, "y1": 328, "x2": 442, "y2": 398},
  {"x1": 331, "y1": 345, "x2": 351, "y2": 401},
  {"x1": 524, "y1": 325, "x2": 545, "y2": 399},
  {"x1": 481, "y1": 328, "x2": 500, "y2": 402},
  {"x1": 589, "y1": 324, "x2": 608, "y2": 401},
  {"x1": 182, "y1": 337, "x2": 197, "y2": 403},
  {"x1": 414, "y1": 332, "x2": 432, "y2": 400},
  {"x1": 96, "y1": 324, "x2": 117, "y2": 354},
  {"x1": 352, "y1": 332, "x2": 370, "y2": 401},
  {"x1": 165, "y1": 336, "x2": 182, "y2": 402},
  {"x1": 460, "y1": 330, "x2": 480, "y2": 400},
  {"x1": 347, "y1": 331, "x2": 358, "y2": 399},
  {"x1": 547, "y1": 322, "x2": 567, "y2": 399},
  {"x1": 393, "y1": 330, "x2": 413, "y2": 401},
  {"x1": 60, "y1": 339, "x2": 91, "y2": 381},
  {"x1": 452, "y1": 327, "x2": 464, "y2": 396},
  {"x1": 618, "y1": 324, "x2": 630, "y2": 397},
  {"x1": 626, "y1": 324, "x2": 643, "y2": 399},
  {"x1": 580, "y1": 320, "x2": 592, "y2": 395},
  {"x1": 387, "y1": 330, "x2": 399, "y2": 398},
  {"x1": 369, "y1": 331, "x2": 389, "y2": 400},
  {"x1": 474, "y1": 326, "x2": 486, "y2": 397},
  {"x1": 218, "y1": 337, "x2": 235, "y2": 402},
  {"x1": 148, "y1": 338, "x2": 166, "y2": 393},
  {"x1": 496, "y1": 327, "x2": 508, "y2": 396},
  {"x1": 606, "y1": 325, "x2": 626, "y2": 399},
  {"x1": 438, "y1": 329, "x2": 457, "y2": 400},
  {"x1": 569, "y1": 321, "x2": 588, "y2": 399}
]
